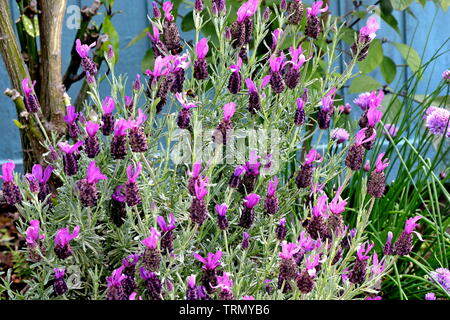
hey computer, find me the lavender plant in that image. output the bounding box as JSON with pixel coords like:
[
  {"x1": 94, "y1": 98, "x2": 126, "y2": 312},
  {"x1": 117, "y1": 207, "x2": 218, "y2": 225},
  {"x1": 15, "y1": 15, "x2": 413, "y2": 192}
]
[{"x1": 1, "y1": 0, "x2": 448, "y2": 301}]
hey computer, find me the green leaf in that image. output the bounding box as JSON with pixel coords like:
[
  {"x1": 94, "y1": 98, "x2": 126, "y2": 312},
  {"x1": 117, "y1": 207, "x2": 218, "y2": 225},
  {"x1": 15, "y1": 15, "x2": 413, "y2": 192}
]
[
  {"x1": 102, "y1": 16, "x2": 120, "y2": 62},
  {"x1": 380, "y1": 10, "x2": 400, "y2": 34},
  {"x1": 181, "y1": 11, "x2": 195, "y2": 32},
  {"x1": 391, "y1": 0, "x2": 414, "y2": 10},
  {"x1": 438, "y1": 0, "x2": 449, "y2": 11},
  {"x1": 357, "y1": 39, "x2": 383, "y2": 74},
  {"x1": 349, "y1": 75, "x2": 382, "y2": 94},
  {"x1": 141, "y1": 49, "x2": 154, "y2": 73},
  {"x1": 417, "y1": 0, "x2": 426, "y2": 6},
  {"x1": 21, "y1": 15, "x2": 36, "y2": 37},
  {"x1": 392, "y1": 42, "x2": 421, "y2": 73},
  {"x1": 340, "y1": 27, "x2": 357, "y2": 46},
  {"x1": 380, "y1": 56, "x2": 397, "y2": 83},
  {"x1": 13, "y1": 120, "x2": 26, "y2": 129},
  {"x1": 125, "y1": 27, "x2": 150, "y2": 49},
  {"x1": 382, "y1": 94, "x2": 402, "y2": 123}
]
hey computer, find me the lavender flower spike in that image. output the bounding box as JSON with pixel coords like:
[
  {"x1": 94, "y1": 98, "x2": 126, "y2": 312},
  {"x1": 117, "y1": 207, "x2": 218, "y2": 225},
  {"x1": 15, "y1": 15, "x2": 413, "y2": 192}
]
[
  {"x1": 194, "y1": 250, "x2": 222, "y2": 294},
  {"x1": 64, "y1": 105, "x2": 81, "y2": 139},
  {"x1": 265, "y1": 176, "x2": 279, "y2": 215},
  {"x1": 157, "y1": 213, "x2": 176, "y2": 254},
  {"x1": 53, "y1": 268, "x2": 68, "y2": 296},
  {"x1": 84, "y1": 121, "x2": 100, "y2": 158},
  {"x1": 395, "y1": 216, "x2": 422, "y2": 256},
  {"x1": 142, "y1": 227, "x2": 161, "y2": 272},
  {"x1": 194, "y1": 38, "x2": 209, "y2": 80},
  {"x1": 1, "y1": 162, "x2": 22, "y2": 206},
  {"x1": 239, "y1": 193, "x2": 261, "y2": 228},
  {"x1": 124, "y1": 162, "x2": 142, "y2": 207},
  {"x1": 59, "y1": 141, "x2": 84, "y2": 176},
  {"x1": 54, "y1": 225, "x2": 80, "y2": 260},
  {"x1": 215, "y1": 203, "x2": 229, "y2": 230},
  {"x1": 22, "y1": 78, "x2": 40, "y2": 113},
  {"x1": 101, "y1": 96, "x2": 115, "y2": 136},
  {"x1": 76, "y1": 161, "x2": 107, "y2": 207}
]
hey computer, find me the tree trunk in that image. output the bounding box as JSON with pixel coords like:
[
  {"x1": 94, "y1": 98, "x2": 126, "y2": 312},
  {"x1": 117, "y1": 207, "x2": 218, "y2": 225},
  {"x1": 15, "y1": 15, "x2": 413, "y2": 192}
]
[
  {"x1": 0, "y1": 0, "x2": 42, "y2": 171},
  {"x1": 37, "y1": 0, "x2": 67, "y2": 134}
]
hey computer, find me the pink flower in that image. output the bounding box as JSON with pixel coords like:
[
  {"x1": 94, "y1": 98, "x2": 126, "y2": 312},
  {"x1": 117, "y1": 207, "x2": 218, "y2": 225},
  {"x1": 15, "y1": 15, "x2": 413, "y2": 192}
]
[
  {"x1": 1, "y1": 162, "x2": 15, "y2": 182},
  {"x1": 304, "y1": 149, "x2": 323, "y2": 165},
  {"x1": 331, "y1": 128, "x2": 349, "y2": 144},
  {"x1": 85, "y1": 121, "x2": 100, "y2": 137},
  {"x1": 157, "y1": 213, "x2": 176, "y2": 232},
  {"x1": 236, "y1": 0, "x2": 260, "y2": 22},
  {"x1": 114, "y1": 119, "x2": 129, "y2": 136},
  {"x1": 267, "y1": 176, "x2": 278, "y2": 196},
  {"x1": 279, "y1": 241, "x2": 300, "y2": 259},
  {"x1": 215, "y1": 203, "x2": 228, "y2": 217},
  {"x1": 103, "y1": 96, "x2": 115, "y2": 114},
  {"x1": 75, "y1": 39, "x2": 95, "y2": 59},
  {"x1": 86, "y1": 161, "x2": 107, "y2": 184},
  {"x1": 312, "y1": 195, "x2": 328, "y2": 217},
  {"x1": 129, "y1": 109, "x2": 147, "y2": 129},
  {"x1": 269, "y1": 53, "x2": 285, "y2": 72},
  {"x1": 244, "y1": 193, "x2": 261, "y2": 209},
  {"x1": 404, "y1": 216, "x2": 422, "y2": 234},
  {"x1": 196, "y1": 38, "x2": 209, "y2": 59},
  {"x1": 58, "y1": 141, "x2": 84, "y2": 154},
  {"x1": 356, "y1": 242, "x2": 374, "y2": 261},
  {"x1": 21, "y1": 78, "x2": 36, "y2": 96},
  {"x1": 64, "y1": 106, "x2": 78, "y2": 124},
  {"x1": 355, "y1": 128, "x2": 376, "y2": 146},
  {"x1": 321, "y1": 87, "x2": 336, "y2": 112},
  {"x1": 162, "y1": 1, "x2": 174, "y2": 22},
  {"x1": 223, "y1": 102, "x2": 236, "y2": 122},
  {"x1": 230, "y1": 57, "x2": 242, "y2": 73},
  {"x1": 175, "y1": 92, "x2": 197, "y2": 110},
  {"x1": 305, "y1": 254, "x2": 320, "y2": 277},
  {"x1": 245, "y1": 78, "x2": 258, "y2": 93},
  {"x1": 374, "y1": 153, "x2": 389, "y2": 173},
  {"x1": 142, "y1": 227, "x2": 160, "y2": 249},
  {"x1": 55, "y1": 225, "x2": 80, "y2": 247},
  {"x1": 148, "y1": 23, "x2": 160, "y2": 42},
  {"x1": 288, "y1": 45, "x2": 306, "y2": 70},
  {"x1": 367, "y1": 105, "x2": 383, "y2": 127},
  {"x1": 194, "y1": 177, "x2": 208, "y2": 200},
  {"x1": 329, "y1": 187, "x2": 347, "y2": 215},
  {"x1": 188, "y1": 161, "x2": 202, "y2": 178},
  {"x1": 145, "y1": 55, "x2": 172, "y2": 78},
  {"x1": 306, "y1": 1, "x2": 328, "y2": 17},
  {"x1": 271, "y1": 28, "x2": 284, "y2": 47},
  {"x1": 371, "y1": 252, "x2": 385, "y2": 275},
  {"x1": 384, "y1": 124, "x2": 398, "y2": 137},
  {"x1": 194, "y1": 251, "x2": 222, "y2": 270},
  {"x1": 360, "y1": 17, "x2": 380, "y2": 40},
  {"x1": 127, "y1": 162, "x2": 142, "y2": 184},
  {"x1": 26, "y1": 220, "x2": 45, "y2": 246}
]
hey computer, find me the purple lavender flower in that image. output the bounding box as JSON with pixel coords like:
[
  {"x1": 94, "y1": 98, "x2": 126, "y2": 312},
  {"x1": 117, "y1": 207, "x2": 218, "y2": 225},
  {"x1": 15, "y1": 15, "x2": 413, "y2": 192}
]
[
  {"x1": 84, "y1": 121, "x2": 100, "y2": 158},
  {"x1": 295, "y1": 97, "x2": 306, "y2": 126},
  {"x1": 383, "y1": 231, "x2": 394, "y2": 255},
  {"x1": 271, "y1": 28, "x2": 283, "y2": 52},
  {"x1": 152, "y1": 2, "x2": 161, "y2": 18},
  {"x1": 306, "y1": 195, "x2": 329, "y2": 240},
  {"x1": 295, "y1": 148, "x2": 322, "y2": 189},
  {"x1": 142, "y1": 227, "x2": 161, "y2": 272},
  {"x1": 59, "y1": 141, "x2": 84, "y2": 176},
  {"x1": 169, "y1": 53, "x2": 190, "y2": 93},
  {"x1": 285, "y1": 45, "x2": 306, "y2": 89},
  {"x1": 186, "y1": 275, "x2": 199, "y2": 300},
  {"x1": 394, "y1": 216, "x2": 422, "y2": 256},
  {"x1": 190, "y1": 176, "x2": 209, "y2": 225},
  {"x1": 263, "y1": 7, "x2": 271, "y2": 21},
  {"x1": 157, "y1": 213, "x2": 176, "y2": 254},
  {"x1": 187, "y1": 161, "x2": 202, "y2": 195},
  {"x1": 25, "y1": 164, "x2": 53, "y2": 202},
  {"x1": 124, "y1": 162, "x2": 142, "y2": 206},
  {"x1": 122, "y1": 254, "x2": 140, "y2": 296},
  {"x1": 305, "y1": 1, "x2": 328, "y2": 38},
  {"x1": 287, "y1": 0, "x2": 304, "y2": 25},
  {"x1": 340, "y1": 103, "x2": 352, "y2": 114},
  {"x1": 352, "y1": 17, "x2": 380, "y2": 61},
  {"x1": 111, "y1": 186, "x2": 126, "y2": 226},
  {"x1": 425, "y1": 292, "x2": 436, "y2": 300},
  {"x1": 345, "y1": 128, "x2": 375, "y2": 171},
  {"x1": 140, "y1": 267, "x2": 162, "y2": 300},
  {"x1": 318, "y1": 88, "x2": 336, "y2": 129},
  {"x1": 296, "y1": 254, "x2": 320, "y2": 293},
  {"x1": 328, "y1": 187, "x2": 347, "y2": 233},
  {"x1": 331, "y1": 128, "x2": 349, "y2": 144},
  {"x1": 424, "y1": 106, "x2": 450, "y2": 138},
  {"x1": 264, "y1": 176, "x2": 279, "y2": 215},
  {"x1": 384, "y1": 124, "x2": 399, "y2": 138},
  {"x1": 53, "y1": 268, "x2": 68, "y2": 296},
  {"x1": 194, "y1": 251, "x2": 222, "y2": 294},
  {"x1": 76, "y1": 39, "x2": 97, "y2": 77},
  {"x1": 101, "y1": 96, "x2": 115, "y2": 136},
  {"x1": 21, "y1": 78, "x2": 40, "y2": 113},
  {"x1": 367, "y1": 153, "x2": 389, "y2": 198},
  {"x1": 239, "y1": 193, "x2": 261, "y2": 229},
  {"x1": 349, "y1": 242, "x2": 374, "y2": 284},
  {"x1": 244, "y1": 77, "x2": 267, "y2": 114},
  {"x1": 176, "y1": 93, "x2": 197, "y2": 129},
  {"x1": 128, "y1": 109, "x2": 148, "y2": 153},
  {"x1": 239, "y1": 150, "x2": 261, "y2": 193},
  {"x1": 54, "y1": 225, "x2": 80, "y2": 259},
  {"x1": 162, "y1": 1, "x2": 182, "y2": 54},
  {"x1": 242, "y1": 232, "x2": 250, "y2": 249},
  {"x1": 26, "y1": 220, "x2": 45, "y2": 261},
  {"x1": 76, "y1": 161, "x2": 107, "y2": 207},
  {"x1": 228, "y1": 57, "x2": 243, "y2": 94},
  {"x1": 363, "y1": 104, "x2": 383, "y2": 150},
  {"x1": 194, "y1": 38, "x2": 209, "y2": 80},
  {"x1": 215, "y1": 203, "x2": 229, "y2": 230},
  {"x1": 278, "y1": 241, "x2": 300, "y2": 292},
  {"x1": 229, "y1": 165, "x2": 245, "y2": 189},
  {"x1": 442, "y1": 69, "x2": 450, "y2": 82},
  {"x1": 268, "y1": 54, "x2": 286, "y2": 94},
  {"x1": 276, "y1": 217, "x2": 287, "y2": 241},
  {"x1": 148, "y1": 23, "x2": 167, "y2": 58},
  {"x1": 64, "y1": 105, "x2": 80, "y2": 139},
  {"x1": 430, "y1": 268, "x2": 450, "y2": 293},
  {"x1": 216, "y1": 272, "x2": 234, "y2": 300},
  {"x1": 106, "y1": 266, "x2": 128, "y2": 300},
  {"x1": 110, "y1": 119, "x2": 129, "y2": 160},
  {"x1": 194, "y1": 0, "x2": 204, "y2": 11},
  {"x1": 213, "y1": 102, "x2": 236, "y2": 145}
]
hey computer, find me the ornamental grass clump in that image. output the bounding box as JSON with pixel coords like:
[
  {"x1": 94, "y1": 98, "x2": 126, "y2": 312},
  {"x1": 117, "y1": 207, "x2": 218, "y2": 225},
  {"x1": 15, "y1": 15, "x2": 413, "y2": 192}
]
[{"x1": 1, "y1": 0, "x2": 448, "y2": 301}]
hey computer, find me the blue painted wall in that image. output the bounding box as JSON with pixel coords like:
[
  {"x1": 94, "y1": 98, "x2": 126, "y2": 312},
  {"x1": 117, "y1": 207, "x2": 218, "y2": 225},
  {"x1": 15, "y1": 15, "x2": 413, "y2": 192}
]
[{"x1": 0, "y1": 0, "x2": 449, "y2": 172}]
